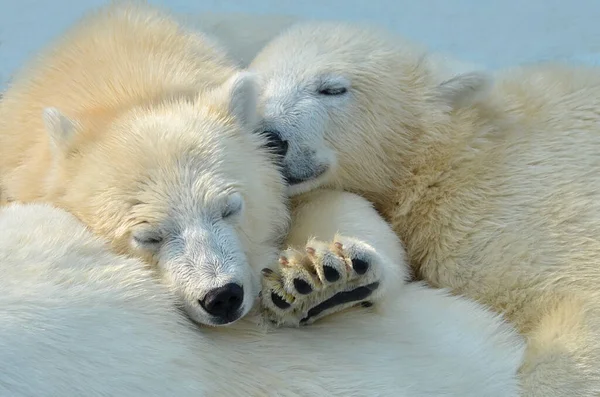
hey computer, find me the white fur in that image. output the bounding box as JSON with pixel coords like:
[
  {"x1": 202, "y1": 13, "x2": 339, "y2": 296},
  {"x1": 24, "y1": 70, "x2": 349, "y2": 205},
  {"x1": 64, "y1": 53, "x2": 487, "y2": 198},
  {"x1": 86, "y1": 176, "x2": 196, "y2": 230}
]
[
  {"x1": 220, "y1": 71, "x2": 261, "y2": 128},
  {"x1": 435, "y1": 71, "x2": 492, "y2": 108},
  {"x1": 260, "y1": 189, "x2": 408, "y2": 326},
  {"x1": 41, "y1": 107, "x2": 77, "y2": 152},
  {"x1": 0, "y1": 7, "x2": 524, "y2": 394},
  {"x1": 0, "y1": 3, "x2": 289, "y2": 327},
  {"x1": 246, "y1": 19, "x2": 600, "y2": 395},
  {"x1": 0, "y1": 203, "x2": 524, "y2": 396}
]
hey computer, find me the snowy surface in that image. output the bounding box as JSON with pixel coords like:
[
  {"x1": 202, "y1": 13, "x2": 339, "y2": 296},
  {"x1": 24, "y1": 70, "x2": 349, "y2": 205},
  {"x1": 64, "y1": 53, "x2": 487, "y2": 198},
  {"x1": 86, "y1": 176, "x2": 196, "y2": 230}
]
[{"x1": 1, "y1": 0, "x2": 600, "y2": 88}]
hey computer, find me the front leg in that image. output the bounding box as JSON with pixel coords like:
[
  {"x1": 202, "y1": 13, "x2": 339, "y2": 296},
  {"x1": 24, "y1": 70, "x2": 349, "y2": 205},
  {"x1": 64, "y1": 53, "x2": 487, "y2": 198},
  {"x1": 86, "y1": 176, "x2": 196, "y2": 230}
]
[{"x1": 260, "y1": 189, "x2": 409, "y2": 327}]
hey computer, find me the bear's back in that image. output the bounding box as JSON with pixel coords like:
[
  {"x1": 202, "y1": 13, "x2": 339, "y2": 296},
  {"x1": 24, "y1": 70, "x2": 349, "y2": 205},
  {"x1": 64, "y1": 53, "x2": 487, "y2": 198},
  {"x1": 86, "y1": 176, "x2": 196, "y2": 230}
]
[{"x1": 0, "y1": 3, "x2": 237, "y2": 200}]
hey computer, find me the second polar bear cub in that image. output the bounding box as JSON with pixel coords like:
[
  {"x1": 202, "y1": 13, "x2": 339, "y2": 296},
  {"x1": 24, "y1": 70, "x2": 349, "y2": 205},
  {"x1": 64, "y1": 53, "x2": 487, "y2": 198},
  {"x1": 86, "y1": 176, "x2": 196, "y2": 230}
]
[{"x1": 250, "y1": 21, "x2": 600, "y2": 395}]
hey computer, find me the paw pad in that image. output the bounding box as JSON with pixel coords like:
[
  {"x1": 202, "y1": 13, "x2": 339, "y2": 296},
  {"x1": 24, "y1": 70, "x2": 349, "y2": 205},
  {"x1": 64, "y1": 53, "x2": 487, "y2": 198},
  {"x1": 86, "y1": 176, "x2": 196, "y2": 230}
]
[
  {"x1": 323, "y1": 265, "x2": 340, "y2": 282},
  {"x1": 293, "y1": 278, "x2": 313, "y2": 294},
  {"x1": 260, "y1": 236, "x2": 385, "y2": 327},
  {"x1": 352, "y1": 258, "x2": 369, "y2": 275},
  {"x1": 271, "y1": 292, "x2": 291, "y2": 309}
]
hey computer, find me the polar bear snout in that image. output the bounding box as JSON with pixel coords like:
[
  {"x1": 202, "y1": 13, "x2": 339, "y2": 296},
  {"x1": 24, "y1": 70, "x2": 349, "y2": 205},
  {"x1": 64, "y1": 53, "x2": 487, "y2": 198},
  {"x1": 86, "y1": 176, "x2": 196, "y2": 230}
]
[
  {"x1": 257, "y1": 86, "x2": 339, "y2": 195},
  {"x1": 199, "y1": 283, "x2": 244, "y2": 322},
  {"x1": 175, "y1": 263, "x2": 255, "y2": 327},
  {"x1": 280, "y1": 145, "x2": 334, "y2": 195},
  {"x1": 282, "y1": 160, "x2": 328, "y2": 186},
  {"x1": 158, "y1": 221, "x2": 258, "y2": 327}
]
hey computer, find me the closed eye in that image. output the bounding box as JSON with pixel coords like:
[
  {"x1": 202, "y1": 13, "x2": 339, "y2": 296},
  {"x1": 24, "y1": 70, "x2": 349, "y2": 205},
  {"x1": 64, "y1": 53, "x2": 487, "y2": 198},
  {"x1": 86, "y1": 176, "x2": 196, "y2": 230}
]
[
  {"x1": 222, "y1": 207, "x2": 239, "y2": 219},
  {"x1": 318, "y1": 86, "x2": 348, "y2": 96},
  {"x1": 132, "y1": 227, "x2": 164, "y2": 247},
  {"x1": 135, "y1": 235, "x2": 163, "y2": 245}
]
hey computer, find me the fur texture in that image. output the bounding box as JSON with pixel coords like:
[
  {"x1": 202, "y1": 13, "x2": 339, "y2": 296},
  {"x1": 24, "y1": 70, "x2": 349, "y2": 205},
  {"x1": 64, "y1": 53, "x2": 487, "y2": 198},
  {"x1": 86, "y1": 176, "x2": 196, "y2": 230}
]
[
  {"x1": 248, "y1": 21, "x2": 600, "y2": 395},
  {"x1": 0, "y1": 202, "x2": 525, "y2": 396},
  {"x1": 0, "y1": 6, "x2": 525, "y2": 394},
  {"x1": 0, "y1": 1, "x2": 410, "y2": 330},
  {"x1": 0, "y1": 2, "x2": 290, "y2": 326}
]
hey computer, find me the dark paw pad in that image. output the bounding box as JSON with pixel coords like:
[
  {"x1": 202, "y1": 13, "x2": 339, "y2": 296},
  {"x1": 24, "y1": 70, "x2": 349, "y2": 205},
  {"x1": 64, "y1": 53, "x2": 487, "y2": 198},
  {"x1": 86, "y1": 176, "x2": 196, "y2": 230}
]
[
  {"x1": 351, "y1": 258, "x2": 369, "y2": 275},
  {"x1": 323, "y1": 265, "x2": 341, "y2": 282},
  {"x1": 293, "y1": 278, "x2": 313, "y2": 294},
  {"x1": 301, "y1": 282, "x2": 380, "y2": 323},
  {"x1": 271, "y1": 292, "x2": 291, "y2": 309}
]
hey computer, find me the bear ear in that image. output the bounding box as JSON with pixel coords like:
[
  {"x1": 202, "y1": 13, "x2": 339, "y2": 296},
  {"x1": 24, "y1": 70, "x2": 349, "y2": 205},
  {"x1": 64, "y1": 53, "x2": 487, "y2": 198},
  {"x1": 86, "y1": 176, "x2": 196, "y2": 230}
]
[
  {"x1": 435, "y1": 71, "x2": 493, "y2": 110},
  {"x1": 42, "y1": 107, "x2": 78, "y2": 153},
  {"x1": 218, "y1": 71, "x2": 260, "y2": 130}
]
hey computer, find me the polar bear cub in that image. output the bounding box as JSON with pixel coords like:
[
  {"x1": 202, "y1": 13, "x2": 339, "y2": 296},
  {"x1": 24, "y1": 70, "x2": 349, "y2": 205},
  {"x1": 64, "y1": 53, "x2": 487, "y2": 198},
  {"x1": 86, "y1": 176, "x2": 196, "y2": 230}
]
[
  {"x1": 0, "y1": 3, "x2": 412, "y2": 327},
  {"x1": 249, "y1": 20, "x2": 600, "y2": 396},
  {"x1": 0, "y1": 2, "x2": 291, "y2": 327},
  {"x1": 0, "y1": 202, "x2": 525, "y2": 396}
]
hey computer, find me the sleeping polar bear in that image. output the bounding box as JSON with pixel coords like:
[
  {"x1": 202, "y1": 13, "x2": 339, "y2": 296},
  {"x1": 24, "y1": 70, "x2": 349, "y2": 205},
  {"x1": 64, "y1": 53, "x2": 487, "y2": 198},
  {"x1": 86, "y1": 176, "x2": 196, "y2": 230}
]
[
  {"x1": 0, "y1": 4, "x2": 523, "y2": 395},
  {"x1": 0, "y1": 202, "x2": 524, "y2": 396},
  {"x1": 238, "y1": 18, "x2": 600, "y2": 397},
  {"x1": 0, "y1": 1, "x2": 400, "y2": 327}
]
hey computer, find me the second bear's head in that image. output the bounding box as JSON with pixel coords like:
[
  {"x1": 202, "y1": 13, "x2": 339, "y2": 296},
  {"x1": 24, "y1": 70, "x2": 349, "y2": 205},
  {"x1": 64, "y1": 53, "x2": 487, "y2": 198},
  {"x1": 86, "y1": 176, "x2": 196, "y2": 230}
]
[{"x1": 250, "y1": 22, "x2": 492, "y2": 198}]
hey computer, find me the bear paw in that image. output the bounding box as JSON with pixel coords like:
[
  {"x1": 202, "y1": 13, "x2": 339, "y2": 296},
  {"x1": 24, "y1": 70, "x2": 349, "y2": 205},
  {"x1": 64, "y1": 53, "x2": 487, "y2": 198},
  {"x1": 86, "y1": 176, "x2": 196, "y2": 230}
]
[{"x1": 260, "y1": 235, "x2": 384, "y2": 327}]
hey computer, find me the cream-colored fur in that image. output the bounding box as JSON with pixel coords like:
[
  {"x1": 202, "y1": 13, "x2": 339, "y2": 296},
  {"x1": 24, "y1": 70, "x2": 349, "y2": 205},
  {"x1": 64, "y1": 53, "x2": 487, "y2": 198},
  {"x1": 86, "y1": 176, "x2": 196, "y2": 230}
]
[
  {"x1": 0, "y1": 7, "x2": 523, "y2": 397},
  {"x1": 259, "y1": 188, "x2": 406, "y2": 326},
  {"x1": 0, "y1": 2, "x2": 291, "y2": 327},
  {"x1": 0, "y1": 202, "x2": 524, "y2": 396},
  {"x1": 0, "y1": 5, "x2": 525, "y2": 393},
  {"x1": 0, "y1": 2, "x2": 407, "y2": 329},
  {"x1": 249, "y1": 21, "x2": 600, "y2": 395}
]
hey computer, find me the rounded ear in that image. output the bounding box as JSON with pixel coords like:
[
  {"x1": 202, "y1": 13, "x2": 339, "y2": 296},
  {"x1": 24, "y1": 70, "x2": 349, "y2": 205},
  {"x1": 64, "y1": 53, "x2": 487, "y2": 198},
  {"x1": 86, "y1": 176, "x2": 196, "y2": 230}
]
[
  {"x1": 42, "y1": 107, "x2": 78, "y2": 153},
  {"x1": 435, "y1": 71, "x2": 493, "y2": 110},
  {"x1": 214, "y1": 71, "x2": 260, "y2": 130}
]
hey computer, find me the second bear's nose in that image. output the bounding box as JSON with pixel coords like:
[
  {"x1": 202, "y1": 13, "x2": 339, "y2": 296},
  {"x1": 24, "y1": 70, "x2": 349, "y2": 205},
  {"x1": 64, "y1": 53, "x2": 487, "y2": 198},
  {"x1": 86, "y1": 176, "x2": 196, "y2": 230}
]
[{"x1": 261, "y1": 130, "x2": 289, "y2": 158}]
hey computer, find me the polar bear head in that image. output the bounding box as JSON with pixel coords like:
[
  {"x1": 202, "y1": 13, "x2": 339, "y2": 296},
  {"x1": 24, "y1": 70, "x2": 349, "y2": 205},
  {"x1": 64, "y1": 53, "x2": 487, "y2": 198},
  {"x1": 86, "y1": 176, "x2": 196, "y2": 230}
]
[
  {"x1": 250, "y1": 22, "x2": 491, "y2": 197},
  {"x1": 41, "y1": 72, "x2": 289, "y2": 326}
]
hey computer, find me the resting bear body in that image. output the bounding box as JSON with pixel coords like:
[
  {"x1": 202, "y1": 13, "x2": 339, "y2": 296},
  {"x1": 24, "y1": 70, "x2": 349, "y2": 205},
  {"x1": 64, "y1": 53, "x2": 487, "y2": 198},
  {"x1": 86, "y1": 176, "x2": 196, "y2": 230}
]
[
  {"x1": 242, "y1": 20, "x2": 600, "y2": 396},
  {"x1": 0, "y1": 202, "x2": 524, "y2": 396},
  {"x1": 0, "y1": 5, "x2": 525, "y2": 394},
  {"x1": 0, "y1": 1, "x2": 409, "y2": 328},
  {"x1": 0, "y1": 2, "x2": 288, "y2": 327}
]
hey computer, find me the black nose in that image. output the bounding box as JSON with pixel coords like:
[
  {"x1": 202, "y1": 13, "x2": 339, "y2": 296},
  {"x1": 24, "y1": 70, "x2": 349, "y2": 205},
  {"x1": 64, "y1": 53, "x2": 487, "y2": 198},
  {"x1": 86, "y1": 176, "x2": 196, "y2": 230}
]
[
  {"x1": 199, "y1": 283, "x2": 244, "y2": 319},
  {"x1": 261, "y1": 130, "x2": 288, "y2": 157}
]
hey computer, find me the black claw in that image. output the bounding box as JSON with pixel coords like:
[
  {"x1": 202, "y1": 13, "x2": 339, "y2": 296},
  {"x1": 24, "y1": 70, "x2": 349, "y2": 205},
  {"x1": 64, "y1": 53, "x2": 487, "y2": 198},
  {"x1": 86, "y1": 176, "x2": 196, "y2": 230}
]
[
  {"x1": 293, "y1": 278, "x2": 313, "y2": 294},
  {"x1": 351, "y1": 258, "x2": 369, "y2": 275},
  {"x1": 261, "y1": 268, "x2": 274, "y2": 276},
  {"x1": 270, "y1": 292, "x2": 291, "y2": 309},
  {"x1": 323, "y1": 266, "x2": 341, "y2": 282}
]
